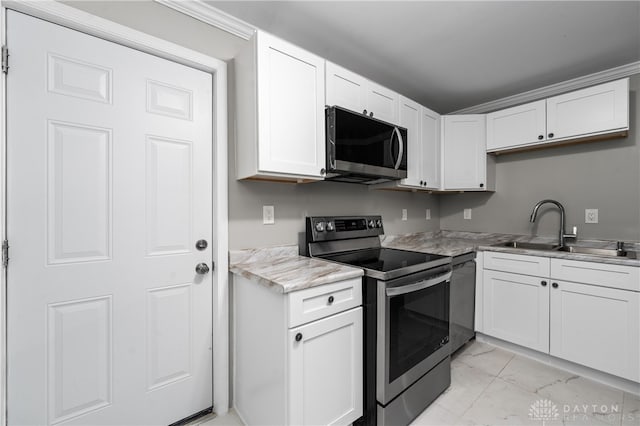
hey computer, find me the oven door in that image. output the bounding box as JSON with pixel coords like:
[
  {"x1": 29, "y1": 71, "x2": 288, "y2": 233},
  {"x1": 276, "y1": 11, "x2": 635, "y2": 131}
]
[{"x1": 376, "y1": 268, "x2": 451, "y2": 405}]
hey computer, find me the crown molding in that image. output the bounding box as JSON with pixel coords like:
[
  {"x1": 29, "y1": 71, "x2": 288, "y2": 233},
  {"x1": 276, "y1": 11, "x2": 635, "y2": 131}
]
[
  {"x1": 452, "y1": 61, "x2": 640, "y2": 114},
  {"x1": 155, "y1": 0, "x2": 255, "y2": 40}
]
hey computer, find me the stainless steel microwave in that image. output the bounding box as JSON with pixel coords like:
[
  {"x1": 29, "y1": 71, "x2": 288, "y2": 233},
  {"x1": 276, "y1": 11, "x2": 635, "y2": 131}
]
[{"x1": 325, "y1": 106, "x2": 407, "y2": 184}]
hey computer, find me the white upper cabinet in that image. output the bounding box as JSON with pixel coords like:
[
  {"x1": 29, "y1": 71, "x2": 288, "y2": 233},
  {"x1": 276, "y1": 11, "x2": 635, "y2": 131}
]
[
  {"x1": 366, "y1": 81, "x2": 399, "y2": 124},
  {"x1": 235, "y1": 31, "x2": 326, "y2": 181},
  {"x1": 486, "y1": 78, "x2": 629, "y2": 153},
  {"x1": 398, "y1": 96, "x2": 421, "y2": 187},
  {"x1": 326, "y1": 62, "x2": 399, "y2": 124},
  {"x1": 325, "y1": 62, "x2": 366, "y2": 114},
  {"x1": 421, "y1": 107, "x2": 441, "y2": 190},
  {"x1": 546, "y1": 78, "x2": 629, "y2": 141},
  {"x1": 486, "y1": 100, "x2": 546, "y2": 151},
  {"x1": 396, "y1": 96, "x2": 440, "y2": 190},
  {"x1": 443, "y1": 115, "x2": 491, "y2": 191}
]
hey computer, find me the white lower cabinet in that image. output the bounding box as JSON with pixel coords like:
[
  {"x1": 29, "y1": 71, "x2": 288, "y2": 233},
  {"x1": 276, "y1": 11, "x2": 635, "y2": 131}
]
[
  {"x1": 233, "y1": 275, "x2": 363, "y2": 426},
  {"x1": 289, "y1": 308, "x2": 363, "y2": 426},
  {"x1": 550, "y1": 280, "x2": 640, "y2": 382},
  {"x1": 481, "y1": 251, "x2": 640, "y2": 382},
  {"x1": 483, "y1": 270, "x2": 549, "y2": 352}
]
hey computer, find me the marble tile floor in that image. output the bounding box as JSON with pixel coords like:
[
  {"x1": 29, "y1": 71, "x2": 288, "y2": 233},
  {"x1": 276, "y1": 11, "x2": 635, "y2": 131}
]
[{"x1": 190, "y1": 340, "x2": 640, "y2": 426}]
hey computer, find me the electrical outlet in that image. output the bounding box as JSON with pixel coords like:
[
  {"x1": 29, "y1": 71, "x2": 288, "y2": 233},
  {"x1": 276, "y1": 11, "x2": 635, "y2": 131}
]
[
  {"x1": 585, "y1": 209, "x2": 598, "y2": 224},
  {"x1": 263, "y1": 205, "x2": 275, "y2": 225},
  {"x1": 464, "y1": 208, "x2": 472, "y2": 220},
  {"x1": 401, "y1": 209, "x2": 408, "y2": 221},
  {"x1": 425, "y1": 209, "x2": 431, "y2": 220}
]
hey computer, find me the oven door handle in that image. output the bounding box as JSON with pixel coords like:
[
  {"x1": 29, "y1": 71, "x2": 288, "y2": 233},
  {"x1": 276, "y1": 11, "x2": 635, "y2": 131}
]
[{"x1": 385, "y1": 271, "x2": 452, "y2": 297}]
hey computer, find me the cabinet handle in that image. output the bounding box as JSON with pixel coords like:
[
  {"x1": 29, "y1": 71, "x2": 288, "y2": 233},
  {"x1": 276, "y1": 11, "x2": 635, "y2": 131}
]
[
  {"x1": 552, "y1": 282, "x2": 559, "y2": 288},
  {"x1": 538, "y1": 135, "x2": 544, "y2": 140},
  {"x1": 548, "y1": 132, "x2": 554, "y2": 138},
  {"x1": 423, "y1": 181, "x2": 427, "y2": 187},
  {"x1": 363, "y1": 109, "x2": 368, "y2": 115},
  {"x1": 295, "y1": 333, "x2": 303, "y2": 342},
  {"x1": 479, "y1": 183, "x2": 484, "y2": 188},
  {"x1": 420, "y1": 180, "x2": 424, "y2": 186},
  {"x1": 370, "y1": 112, "x2": 374, "y2": 118},
  {"x1": 328, "y1": 295, "x2": 334, "y2": 304},
  {"x1": 541, "y1": 281, "x2": 547, "y2": 286}
]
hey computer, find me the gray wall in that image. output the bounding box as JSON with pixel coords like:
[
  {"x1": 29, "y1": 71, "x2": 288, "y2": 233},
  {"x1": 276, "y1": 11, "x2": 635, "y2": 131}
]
[
  {"x1": 63, "y1": 1, "x2": 246, "y2": 60},
  {"x1": 439, "y1": 75, "x2": 640, "y2": 242},
  {"x1": 228, "y1": 177, "x2": 440, "y2": 250}
]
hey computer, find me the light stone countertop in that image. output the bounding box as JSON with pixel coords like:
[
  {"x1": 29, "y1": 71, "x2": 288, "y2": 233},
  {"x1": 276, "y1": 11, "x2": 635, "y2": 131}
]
[
  {"x1": 381, "y1": 230, "x2": 640, "y2": 267},
  {"x1": 229, "y1": 245, "x2": 363, "y2": 294},
  {"x1": 230, "y1": 232, "x2": 639, "y2": 294}
]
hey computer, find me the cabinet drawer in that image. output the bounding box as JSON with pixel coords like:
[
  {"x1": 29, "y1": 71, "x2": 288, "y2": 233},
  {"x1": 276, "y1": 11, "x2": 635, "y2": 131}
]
[
  {"x1": 483, "y1": 251, "x2": 550, "y2": 277},
  {"x1": 550, "y1": 259, "x2": 640, "y2": 292},
  {"x1": 287, "y1": 278, "x2": 362, "y2": 328}
]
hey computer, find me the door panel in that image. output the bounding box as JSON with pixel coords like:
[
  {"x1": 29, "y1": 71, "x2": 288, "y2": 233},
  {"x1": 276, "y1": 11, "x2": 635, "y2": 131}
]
[
  {"x1": 483, "y1": 270, "x2": 549, "y2": 352},
  {"x1": 289, "y1": 308, "x2": 363, "y2": 426},
  {"x1": 550, "y1": 281, "x2": 640, "y2": 381},
  {"x1": 7, "y1": 11, "x2": 213, "y2": 425},
  {"x1": 48, "y1": 296, "x2": 113, "y2": 424},
  {"x1": 47, "y1": 121, "x2": 112, "y2": 264}
]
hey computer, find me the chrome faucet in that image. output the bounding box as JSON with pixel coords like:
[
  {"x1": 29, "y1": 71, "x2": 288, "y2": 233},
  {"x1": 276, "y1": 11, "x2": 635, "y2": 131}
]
[{"x1": 529, "y1": 199, "x2": 577, "y2": 247}]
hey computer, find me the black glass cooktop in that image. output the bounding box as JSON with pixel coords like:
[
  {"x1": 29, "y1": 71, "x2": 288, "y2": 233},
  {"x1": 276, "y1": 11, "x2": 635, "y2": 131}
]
[{"x1": 320, "y1": 247, "x2": 449, "y2": 274}]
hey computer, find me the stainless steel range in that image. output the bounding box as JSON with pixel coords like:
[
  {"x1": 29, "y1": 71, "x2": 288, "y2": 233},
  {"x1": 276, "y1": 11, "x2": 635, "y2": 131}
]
[{"x1": 304, "y1": 216, "x2": 452, "y2": 426}]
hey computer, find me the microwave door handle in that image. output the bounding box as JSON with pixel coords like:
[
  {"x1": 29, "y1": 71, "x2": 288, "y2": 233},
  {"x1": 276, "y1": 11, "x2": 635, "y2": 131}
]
[
  {"x1": 389, "y1": 129, "x2": 397, "y2": 166},
  {"x1": 392, "y1": 127, "x2": 404, "y2": 170},
  {"x1": 385, "y1": 271, "x2": 452, "y2": 297}
]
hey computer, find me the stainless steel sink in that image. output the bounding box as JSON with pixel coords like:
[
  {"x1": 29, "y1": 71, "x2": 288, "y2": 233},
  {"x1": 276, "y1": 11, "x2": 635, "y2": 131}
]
[
  {"x1": 554, "y1": 246, "x2": 638, "y2": 259},
  {"x1": 497, "y1": 241, "x2": 560, "y2": 250},
  {"x1": 494, "y1": 241, "x2": 637, "y2": 259}
]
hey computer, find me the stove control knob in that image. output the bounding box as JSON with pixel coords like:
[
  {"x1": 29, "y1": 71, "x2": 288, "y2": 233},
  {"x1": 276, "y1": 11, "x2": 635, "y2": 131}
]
[
  {"x1": 315, "y1": 221, "x2": 325, "y2": 232},
  {"x1": 376, "y1": 219, "x2": 383, "y2": 228},
  {"x1": 368, "y1": 219, "x2": 375, "y2": 229},
  {"x1": 326, "y1": 221, "x2": 335, "y2": 232}
]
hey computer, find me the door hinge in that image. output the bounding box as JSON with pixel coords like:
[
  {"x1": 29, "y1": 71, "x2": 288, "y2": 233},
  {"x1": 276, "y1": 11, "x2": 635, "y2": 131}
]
[
  {"x1": 2, "y1": 240, "x2": 8, "y2": 268},
  {"x1": 1, "y1": 46, "x2": 8, "y2": 74}
]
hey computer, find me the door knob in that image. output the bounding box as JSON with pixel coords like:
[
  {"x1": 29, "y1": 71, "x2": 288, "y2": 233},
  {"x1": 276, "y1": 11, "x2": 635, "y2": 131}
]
[{"x1": 195, "y1": 263, "x2": 210, "y2": 275}]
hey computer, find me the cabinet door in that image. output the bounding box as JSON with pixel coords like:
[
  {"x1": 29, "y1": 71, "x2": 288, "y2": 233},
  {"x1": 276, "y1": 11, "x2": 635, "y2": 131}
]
[
  {"x1": 442, "y1": 115, "x2": 486, "y2": 190},
  {"x1": 483, "y1": 270, "x2": 549, "y2": 352},
  {"x1": 366, "y1": 81, "x2": 399, "y2": 124},
  {"x1": 546, "y1": 78, "x2": 629, "y2": 141},
  {"x1": 550, "y1": 281, "x2": 639, "y2": 382},
  {"x1": 421, "y1": 107, "x2": 441, "y2": 189},
  {"x1": 257, "y1": 32, "x2": 326, "y2": 178},
  {"x1": 289, "y1": 308, "x2": 363, "y2": 426},
  {"x1": 325, "y1": 61, "x2": 366, "y2": 114},
  {"x1": 486, "y1": 100, "x2": 546, "y2": 151},
  {"x1": 398, "y1": 96, "x2": 422, "y2": 187}
]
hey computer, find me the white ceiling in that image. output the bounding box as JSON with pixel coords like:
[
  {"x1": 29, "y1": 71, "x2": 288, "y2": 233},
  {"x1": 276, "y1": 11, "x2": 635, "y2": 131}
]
[{"x1": 209, "y1": 1, "x2": 640, "y2": 113}]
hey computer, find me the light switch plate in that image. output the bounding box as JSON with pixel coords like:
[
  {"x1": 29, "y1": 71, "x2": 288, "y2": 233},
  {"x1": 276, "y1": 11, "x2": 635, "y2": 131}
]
[
  {"x1": 585, "y1": 209, "x2": 598, "y2": 224},
  {"x1": 402, "y1": 209, "x2": 408, "y2": 221},
  {"x1": 263, "y1": 205, "x2": 275, "y2": 225},
  {"x1": 464, "y1": 208, "x2": 472, "y2": 220},
  {"x1": 425, "y1": 209, "x2": 431, "y2": 220}
]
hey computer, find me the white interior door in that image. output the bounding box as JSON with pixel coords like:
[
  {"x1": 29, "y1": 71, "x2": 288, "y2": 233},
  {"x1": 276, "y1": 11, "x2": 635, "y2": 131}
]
[{"x1": 7, "y1": 11, "x2": 213, "y2": 425}]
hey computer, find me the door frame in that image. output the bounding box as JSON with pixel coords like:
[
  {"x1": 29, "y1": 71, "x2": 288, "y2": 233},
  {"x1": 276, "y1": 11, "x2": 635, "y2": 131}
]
[{"x1": 0, "y1": 1, "x2": 231, "y2": 424}]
